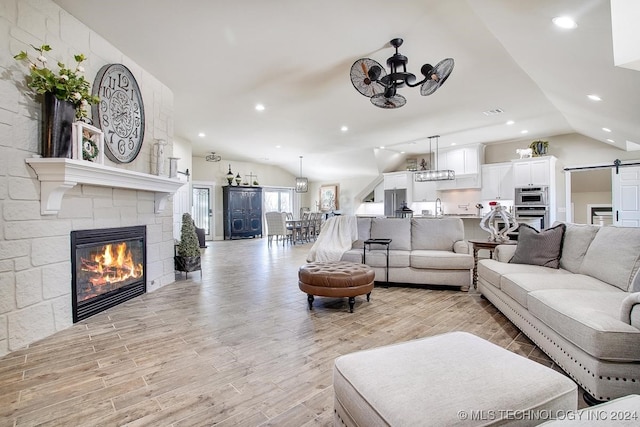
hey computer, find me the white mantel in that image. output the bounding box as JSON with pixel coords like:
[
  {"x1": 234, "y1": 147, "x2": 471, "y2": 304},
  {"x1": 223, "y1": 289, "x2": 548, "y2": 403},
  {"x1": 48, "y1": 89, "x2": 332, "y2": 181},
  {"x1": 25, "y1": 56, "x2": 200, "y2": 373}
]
[{"x1": 25, "y1": 158, "x2": 186, "y2": 215}]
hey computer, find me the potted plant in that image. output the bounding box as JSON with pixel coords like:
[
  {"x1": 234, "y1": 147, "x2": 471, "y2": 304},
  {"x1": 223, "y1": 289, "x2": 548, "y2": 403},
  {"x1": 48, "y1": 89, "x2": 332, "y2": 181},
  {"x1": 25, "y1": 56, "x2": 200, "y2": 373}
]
[
  {"x1": 529, "y1": 140, "x2": 549, "y2": 157},
  {"x1": 14, "y1": 44, "x2": 100, "y2": 157},
  {"x1": 175, "y1": 213, "x2": 201, "y2": 277}
]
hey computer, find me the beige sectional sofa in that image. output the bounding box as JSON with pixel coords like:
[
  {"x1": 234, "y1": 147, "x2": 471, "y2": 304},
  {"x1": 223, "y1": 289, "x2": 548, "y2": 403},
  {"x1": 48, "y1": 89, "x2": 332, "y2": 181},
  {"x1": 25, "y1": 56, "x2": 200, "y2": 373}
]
[
  {"x1": 477, "y1": 222, "x2": 640, "y2": 402},
  {"x1": 340, "y1": 217, "x2": 474, "y2": 291}
]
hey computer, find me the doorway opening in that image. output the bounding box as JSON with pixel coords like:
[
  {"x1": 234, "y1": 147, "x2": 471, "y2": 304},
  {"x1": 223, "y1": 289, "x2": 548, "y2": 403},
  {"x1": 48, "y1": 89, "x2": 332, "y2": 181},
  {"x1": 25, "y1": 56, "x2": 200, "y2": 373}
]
[{"x1": 193, "y1": 185, "x2": 213, "y2": 238}]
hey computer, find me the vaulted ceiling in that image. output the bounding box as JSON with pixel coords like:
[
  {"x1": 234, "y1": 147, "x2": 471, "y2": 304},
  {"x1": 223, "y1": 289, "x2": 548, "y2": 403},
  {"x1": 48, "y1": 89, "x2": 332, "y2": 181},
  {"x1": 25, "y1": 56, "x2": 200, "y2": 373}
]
[{"x1": 53, "y1": 0, "x2": 640, "y2": 181}]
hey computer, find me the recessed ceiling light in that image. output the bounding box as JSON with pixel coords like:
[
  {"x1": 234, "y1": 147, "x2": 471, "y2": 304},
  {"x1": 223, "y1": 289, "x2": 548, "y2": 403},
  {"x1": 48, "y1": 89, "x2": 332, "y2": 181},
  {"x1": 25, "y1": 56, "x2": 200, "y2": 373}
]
[
  {"x1": 255, "y1": 103, "x2": 265, "y2": 111},
  {"x1": 521, "y1": 130, "x2": 529, "y2": 134},
  {"x1": 606, "y1": 139, "x2": 615, "y2": 143},
  {"x1": 341, "y1": 125, "x2": 349, "y2": 132},
  {"x1": 380, "y1": 146, "x2": 385, "y2": 149},
  {"x1": 553, "y1": 16, "x2": 577, "y2": 29},
  {"x1": 602, "y1": 127, "x2": 612, "y2": 132},
  {"x1": 451, "y1": 143, "x2": 457, "y2": 146},
  {"x1": 198, "y1": 132, "x2": 205, "y2": 138},
  {"x1": 400, "y1": 151, "x2": 405, "y2": 154},
  {"x1": 506, "y1": 120, "x2": 515, "y2": 125},
  {"x1": 275, "y1": 145, "x2": 281, "y2": 148},
  {"x1": 587, "y1": 94, "x2": 602, "y2": 101}
]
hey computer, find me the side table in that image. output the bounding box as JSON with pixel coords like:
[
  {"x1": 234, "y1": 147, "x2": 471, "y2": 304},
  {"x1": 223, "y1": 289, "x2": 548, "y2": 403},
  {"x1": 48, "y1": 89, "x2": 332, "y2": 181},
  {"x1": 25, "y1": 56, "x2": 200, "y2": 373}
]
[
  {"x1": 363, "y1": 239, "x2": 392, "y2": 285},
  {"x1": 469, "y1": 239, "x2": 517, "y2": 289}
]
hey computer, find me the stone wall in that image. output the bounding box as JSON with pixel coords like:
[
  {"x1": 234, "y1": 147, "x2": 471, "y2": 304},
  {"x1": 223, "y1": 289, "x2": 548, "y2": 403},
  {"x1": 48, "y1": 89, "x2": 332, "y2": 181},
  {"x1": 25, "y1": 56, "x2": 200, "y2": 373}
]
[{"x1": 0, "y1": 0, "x2": 177, "y2": 357}]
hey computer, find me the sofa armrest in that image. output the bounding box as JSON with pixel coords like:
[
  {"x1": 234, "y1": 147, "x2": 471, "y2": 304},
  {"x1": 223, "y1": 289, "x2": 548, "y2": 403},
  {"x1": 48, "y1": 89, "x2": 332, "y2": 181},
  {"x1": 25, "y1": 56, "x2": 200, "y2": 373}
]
[
  {"x1": 453, "y1": 240, "x2": 470, "y2": 254},
  {"x1": 620, "y1": 292, "x2": 640, "y2": 328},
  {"x1": 494, "y1": 244, "x2": 517, "y2": 262}
]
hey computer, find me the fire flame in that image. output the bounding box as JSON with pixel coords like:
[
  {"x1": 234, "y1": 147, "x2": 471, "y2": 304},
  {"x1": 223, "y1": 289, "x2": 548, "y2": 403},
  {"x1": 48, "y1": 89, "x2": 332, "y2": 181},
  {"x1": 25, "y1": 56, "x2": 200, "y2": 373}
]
[{"x1": 81, "y1": 242, "x2": 143, "y2": 287}]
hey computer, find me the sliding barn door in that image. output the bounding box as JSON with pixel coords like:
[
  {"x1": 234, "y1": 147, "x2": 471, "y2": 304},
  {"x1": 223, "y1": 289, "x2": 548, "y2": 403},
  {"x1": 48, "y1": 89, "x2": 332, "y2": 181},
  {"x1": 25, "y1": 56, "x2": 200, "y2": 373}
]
[{"x1": 612, "y1": 166, "x2": 640, "y2": 227}]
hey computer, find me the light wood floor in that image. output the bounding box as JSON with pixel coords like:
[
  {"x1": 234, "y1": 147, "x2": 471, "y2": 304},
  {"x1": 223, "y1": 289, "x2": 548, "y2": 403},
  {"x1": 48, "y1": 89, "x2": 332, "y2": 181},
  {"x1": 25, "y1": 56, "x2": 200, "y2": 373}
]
[{"x1": 0, "y1": 238, "x2": 586, "y2": 426}]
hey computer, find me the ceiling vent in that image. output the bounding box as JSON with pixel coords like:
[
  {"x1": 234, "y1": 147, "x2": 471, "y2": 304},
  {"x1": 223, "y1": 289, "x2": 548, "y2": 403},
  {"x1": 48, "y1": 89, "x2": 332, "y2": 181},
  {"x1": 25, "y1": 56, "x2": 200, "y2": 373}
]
[{"x1": 483, "y1": 108, "x2": 504, "y2": 116}]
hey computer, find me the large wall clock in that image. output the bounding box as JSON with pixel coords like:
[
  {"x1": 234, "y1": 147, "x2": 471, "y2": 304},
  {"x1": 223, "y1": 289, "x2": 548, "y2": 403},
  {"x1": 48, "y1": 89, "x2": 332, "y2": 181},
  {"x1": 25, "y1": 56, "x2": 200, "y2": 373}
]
[{"x1": 92, "y1": 64, "x2": 145, "y2": 163}]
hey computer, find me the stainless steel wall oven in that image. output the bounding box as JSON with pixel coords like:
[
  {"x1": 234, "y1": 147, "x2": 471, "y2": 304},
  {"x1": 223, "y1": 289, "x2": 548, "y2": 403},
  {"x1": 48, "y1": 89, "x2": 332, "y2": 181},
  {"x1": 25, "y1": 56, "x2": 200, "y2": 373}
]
[{"x1": 515, "y1": 186, "x2": 548, "y2": 205}]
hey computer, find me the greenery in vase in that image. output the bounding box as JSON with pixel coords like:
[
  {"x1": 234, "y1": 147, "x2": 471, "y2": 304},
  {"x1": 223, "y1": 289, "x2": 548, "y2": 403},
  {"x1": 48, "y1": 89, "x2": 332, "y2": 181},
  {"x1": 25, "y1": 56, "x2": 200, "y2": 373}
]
[
  {"x1": 14, "y1": 44, "x2": 100, "y2": 119},
  {"x1": 177, "y1": 213, "x2": 200, "y2": 257},
  {"x1": 529, "y1": 140, "x2": 549, "y2": 157}
]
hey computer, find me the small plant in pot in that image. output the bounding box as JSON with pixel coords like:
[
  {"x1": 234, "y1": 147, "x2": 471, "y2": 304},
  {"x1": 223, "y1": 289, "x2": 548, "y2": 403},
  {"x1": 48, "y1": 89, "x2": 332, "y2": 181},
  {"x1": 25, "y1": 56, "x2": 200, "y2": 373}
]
[
  {"x1": 175, "y1": 213, "x2": 201, "y2": 277},
  {"x1": 529, "y1": 140, "x2": 549, "y2": 157}
]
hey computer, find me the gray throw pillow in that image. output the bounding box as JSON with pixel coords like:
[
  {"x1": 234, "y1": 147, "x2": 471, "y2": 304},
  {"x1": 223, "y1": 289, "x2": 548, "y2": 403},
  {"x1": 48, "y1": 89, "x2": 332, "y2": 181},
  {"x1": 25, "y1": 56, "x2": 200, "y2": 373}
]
[{"x1": 509, "y1": 223, "x2": 566, "y2": 269}]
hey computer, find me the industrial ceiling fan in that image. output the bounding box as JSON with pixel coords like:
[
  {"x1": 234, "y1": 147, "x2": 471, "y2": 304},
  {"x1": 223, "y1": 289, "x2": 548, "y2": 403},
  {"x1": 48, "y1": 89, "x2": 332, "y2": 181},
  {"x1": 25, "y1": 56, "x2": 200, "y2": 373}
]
[{"x1": 350, "y1": 38, "x2": 454, "y2": 109}]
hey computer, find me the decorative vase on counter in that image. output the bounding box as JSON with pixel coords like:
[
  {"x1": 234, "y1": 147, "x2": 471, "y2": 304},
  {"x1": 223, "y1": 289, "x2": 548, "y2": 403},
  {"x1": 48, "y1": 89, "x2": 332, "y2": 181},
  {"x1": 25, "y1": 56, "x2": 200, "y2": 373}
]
[
  {"x1": 479, "y1": 202, "x2": 518, "y2": 242},
  {"x1": 43, "y1": 92, "x2": 76, "y2": 158}
]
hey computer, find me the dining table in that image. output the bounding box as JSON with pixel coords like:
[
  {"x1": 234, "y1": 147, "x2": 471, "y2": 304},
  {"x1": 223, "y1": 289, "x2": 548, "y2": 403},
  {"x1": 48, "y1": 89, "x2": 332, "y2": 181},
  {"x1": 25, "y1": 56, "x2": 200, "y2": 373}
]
[{"x1": 285, "y1": 219, "x2": 305, "y2": 244}]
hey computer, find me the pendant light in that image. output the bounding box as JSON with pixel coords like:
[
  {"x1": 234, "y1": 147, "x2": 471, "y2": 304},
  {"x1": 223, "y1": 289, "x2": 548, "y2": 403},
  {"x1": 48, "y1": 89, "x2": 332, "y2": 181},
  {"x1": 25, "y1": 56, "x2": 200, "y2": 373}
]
[
  {"x1": 295, "y1": 156, "x2": 308, "y2": 193},
  {"x1": 414, "y1": 135, "x2": 455, "y2": 181}
]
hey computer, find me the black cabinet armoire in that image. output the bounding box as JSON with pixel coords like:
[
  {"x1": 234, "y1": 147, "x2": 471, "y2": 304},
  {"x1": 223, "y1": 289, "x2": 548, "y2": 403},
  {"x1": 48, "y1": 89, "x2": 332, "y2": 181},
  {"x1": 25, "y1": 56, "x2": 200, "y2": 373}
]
[{"x1": 222, "y1": 186, "x2": 263, "y2": 240}]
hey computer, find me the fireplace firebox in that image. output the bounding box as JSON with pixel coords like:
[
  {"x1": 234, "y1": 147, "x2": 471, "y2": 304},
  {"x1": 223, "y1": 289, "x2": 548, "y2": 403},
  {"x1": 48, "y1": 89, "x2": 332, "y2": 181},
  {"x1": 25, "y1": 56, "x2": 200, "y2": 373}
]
[{"x1": 71, "y1": 226, "x2": 146, "y2": 322}]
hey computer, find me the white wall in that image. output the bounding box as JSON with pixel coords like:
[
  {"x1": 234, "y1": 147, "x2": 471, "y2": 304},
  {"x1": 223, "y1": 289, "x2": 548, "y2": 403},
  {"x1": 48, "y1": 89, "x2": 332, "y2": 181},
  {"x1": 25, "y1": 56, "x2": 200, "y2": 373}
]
[
  {"x1": 308, "y1": 175, "x2": 379, "y2": 216},
  {"x1": 0, "y1": 0, "x2": 176, "y2": 356},
  {"x1": 172, "y1": 136, "x2": 193, "y2": 181}
]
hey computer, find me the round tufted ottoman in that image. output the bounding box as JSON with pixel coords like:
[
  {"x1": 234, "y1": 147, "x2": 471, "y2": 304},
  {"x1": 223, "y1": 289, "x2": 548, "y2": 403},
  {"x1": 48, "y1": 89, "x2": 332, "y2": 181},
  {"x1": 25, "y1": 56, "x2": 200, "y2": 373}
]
[{"x1": 298, "y1": 261, "x2": 375, "y2": 313}]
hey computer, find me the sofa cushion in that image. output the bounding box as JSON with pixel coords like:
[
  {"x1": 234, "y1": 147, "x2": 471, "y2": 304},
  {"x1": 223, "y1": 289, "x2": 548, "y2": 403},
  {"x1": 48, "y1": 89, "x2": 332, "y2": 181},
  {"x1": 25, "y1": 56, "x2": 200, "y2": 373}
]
[
  {"x1": 527, "y1": 289, "x2": 640, "y2": 362},
  {"x1": 501, "y1": 273, "x2": 618, "y2": 309},
  {"x1": 362, "y1": 249, "x2": 410, "y2": 268},
  {"x1": 370, "y1": 217, "x2": 411, "y2": 250},
  {"x1": 509, "y1": 223, "x2": 566, "y2": 268},
  {"x1": 557, "y1": 222, "x2": 599, "y2": 273},
  {"x1": 580, "y1": 226, "x2": 640, "y2": 292},
  {"x1": 411, "y1": 218, "x2": 464, "y2": 251},
  {"x1": 410, "y1": 250, "x2": 474, "y2": 270},
  {"x1": 340, "y1": 249, "x2": 363, "y2": 264},
  {"x1": 478, "y1": 259, "x2": 568, "y2": 289},
  {"x1": 351, "y1": 217, "x2": 372, "y2": 249}
]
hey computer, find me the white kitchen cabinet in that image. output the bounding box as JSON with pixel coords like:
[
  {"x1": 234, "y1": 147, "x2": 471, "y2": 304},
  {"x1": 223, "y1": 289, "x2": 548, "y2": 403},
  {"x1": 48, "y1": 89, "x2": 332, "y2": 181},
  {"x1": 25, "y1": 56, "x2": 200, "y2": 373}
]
[
  {"x1": 436, "y1": 146, "x2": 480, "y2": 176},
  {"x1": 438, "y1": 149, "x2": 463, "y2": 174},
  {"x1": 512, "y1": 156, "x2": 556, "y2": 187},
  {"x1": 481, "y1": 163, "x2": 513, "y2": 200},
  {"x1": 412, "y1": 180, "x2": 437, "y2": 202},
  {"x1": 383, "y1": 172, "x2": 411, "y2": 190},
  {"x1": 435, "y1": 145, "x2": 483, "y2": 190}
]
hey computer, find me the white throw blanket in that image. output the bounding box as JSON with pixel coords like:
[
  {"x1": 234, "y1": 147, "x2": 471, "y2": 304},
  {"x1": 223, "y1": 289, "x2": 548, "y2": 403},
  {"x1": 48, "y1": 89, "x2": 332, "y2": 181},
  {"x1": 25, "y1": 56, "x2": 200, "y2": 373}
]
[{"x1": 306, "y1": 216, "x2": 357, "y2": 262}]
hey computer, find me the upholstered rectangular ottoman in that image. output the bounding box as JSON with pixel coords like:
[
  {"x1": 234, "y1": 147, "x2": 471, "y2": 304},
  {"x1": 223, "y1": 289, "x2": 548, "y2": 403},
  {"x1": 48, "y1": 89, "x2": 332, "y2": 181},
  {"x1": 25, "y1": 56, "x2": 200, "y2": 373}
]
[{"x1": 333, "y1": 331, "x2": 577, "y2": 426}]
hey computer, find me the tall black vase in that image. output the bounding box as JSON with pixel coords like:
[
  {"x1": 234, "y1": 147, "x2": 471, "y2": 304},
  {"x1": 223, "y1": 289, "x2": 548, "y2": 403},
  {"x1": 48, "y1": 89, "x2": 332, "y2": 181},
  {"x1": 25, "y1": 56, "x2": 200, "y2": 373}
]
[{"x1": 43, "y1": 92, "x2": 76, "y2": 158}]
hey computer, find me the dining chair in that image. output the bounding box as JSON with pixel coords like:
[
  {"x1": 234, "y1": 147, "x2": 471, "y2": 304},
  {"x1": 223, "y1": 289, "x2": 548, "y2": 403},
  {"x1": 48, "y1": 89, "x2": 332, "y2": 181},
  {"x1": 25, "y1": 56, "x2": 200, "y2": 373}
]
[{"x1": 265, "y1": 211, "x2": 291, "y2": 246}]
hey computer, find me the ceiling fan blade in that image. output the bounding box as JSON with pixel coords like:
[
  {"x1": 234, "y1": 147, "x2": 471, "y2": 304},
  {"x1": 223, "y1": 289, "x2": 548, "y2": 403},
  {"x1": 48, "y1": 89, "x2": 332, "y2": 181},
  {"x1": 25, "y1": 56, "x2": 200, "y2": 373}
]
[
  {"x1": 371, "y1": 93, "x2": 406, "y2": 109},
  {"x1": 350, "y1": 58, "x2": 387, "y2": 98},
  {"x1": 420, "y1": 58, "x2": 454, "y2": 96}
]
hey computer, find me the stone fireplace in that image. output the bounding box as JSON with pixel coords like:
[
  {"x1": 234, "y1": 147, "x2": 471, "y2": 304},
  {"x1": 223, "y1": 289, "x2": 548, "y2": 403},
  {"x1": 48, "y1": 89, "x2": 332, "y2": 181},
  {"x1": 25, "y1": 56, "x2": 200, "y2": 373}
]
[
  {"x1": 71, "y1": 226, "x2": 146, "y2": 322},
  {"x1": 1, "y1": 0, "x2": 183, "y2": 358}
]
